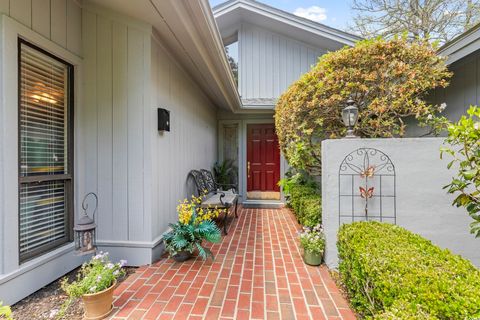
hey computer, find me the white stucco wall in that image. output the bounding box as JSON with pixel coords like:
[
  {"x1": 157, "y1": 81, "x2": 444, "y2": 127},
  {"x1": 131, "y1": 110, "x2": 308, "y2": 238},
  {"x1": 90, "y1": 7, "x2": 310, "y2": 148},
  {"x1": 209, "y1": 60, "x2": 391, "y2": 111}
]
[{"x1": 322, "y1": 138, "x2": 480, "y2": 268}]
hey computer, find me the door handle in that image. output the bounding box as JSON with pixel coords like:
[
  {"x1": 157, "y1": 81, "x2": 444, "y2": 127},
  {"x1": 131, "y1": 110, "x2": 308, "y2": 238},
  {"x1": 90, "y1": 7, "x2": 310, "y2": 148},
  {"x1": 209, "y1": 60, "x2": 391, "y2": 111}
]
[{"x1": 247, "y1": 161, "x2": 251, "y2": 178}]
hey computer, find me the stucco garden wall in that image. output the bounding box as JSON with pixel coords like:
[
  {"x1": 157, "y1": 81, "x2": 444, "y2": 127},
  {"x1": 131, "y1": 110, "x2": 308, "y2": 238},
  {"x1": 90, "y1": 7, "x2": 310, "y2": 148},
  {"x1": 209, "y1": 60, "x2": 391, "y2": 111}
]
[{"x1": 322, "y1": 138, "x2": 480, "y2": 268}]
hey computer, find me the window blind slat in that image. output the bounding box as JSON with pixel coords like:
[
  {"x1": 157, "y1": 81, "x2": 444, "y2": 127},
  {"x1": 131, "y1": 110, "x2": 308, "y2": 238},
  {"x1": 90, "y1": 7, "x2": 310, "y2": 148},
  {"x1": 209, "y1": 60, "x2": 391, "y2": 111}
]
[{"x1": 19, "y1": 41, "x2": 72, "y2": 262}]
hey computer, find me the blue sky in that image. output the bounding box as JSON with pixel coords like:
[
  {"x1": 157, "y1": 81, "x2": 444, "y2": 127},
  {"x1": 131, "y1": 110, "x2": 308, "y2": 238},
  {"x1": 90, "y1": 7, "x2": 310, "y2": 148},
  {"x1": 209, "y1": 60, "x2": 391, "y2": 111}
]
[{"x1": 209, "y1": 0, "x2": 353, "y2": 31}]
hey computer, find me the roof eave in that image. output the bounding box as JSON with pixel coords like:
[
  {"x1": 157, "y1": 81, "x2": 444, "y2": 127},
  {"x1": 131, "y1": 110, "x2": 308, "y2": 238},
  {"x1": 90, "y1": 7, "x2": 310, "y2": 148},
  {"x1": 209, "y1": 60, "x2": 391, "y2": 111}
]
[
  {"x1": 438, "y1": 23, "x2": 480, "y2": 65},
  {"x1": 213, "y1": 0, "x2": 361, "y2": 47}
]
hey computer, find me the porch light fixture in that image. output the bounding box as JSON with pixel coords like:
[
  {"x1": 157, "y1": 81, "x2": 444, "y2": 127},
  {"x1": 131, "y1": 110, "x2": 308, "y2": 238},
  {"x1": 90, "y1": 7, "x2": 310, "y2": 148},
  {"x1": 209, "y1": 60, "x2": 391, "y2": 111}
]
[
  {"x1": 74, "y1": 192, "x2": 98, "y2": 255},
  {"x1": 342, "y1": 99, "x2": 359, "y2": 138}
]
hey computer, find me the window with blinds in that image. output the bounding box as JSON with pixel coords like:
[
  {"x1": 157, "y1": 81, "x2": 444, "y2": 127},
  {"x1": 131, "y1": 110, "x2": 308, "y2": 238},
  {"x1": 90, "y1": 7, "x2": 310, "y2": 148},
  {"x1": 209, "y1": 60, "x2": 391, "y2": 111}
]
[{"x1": 18, "y1": 40, "x2": 74, "y2": 262}]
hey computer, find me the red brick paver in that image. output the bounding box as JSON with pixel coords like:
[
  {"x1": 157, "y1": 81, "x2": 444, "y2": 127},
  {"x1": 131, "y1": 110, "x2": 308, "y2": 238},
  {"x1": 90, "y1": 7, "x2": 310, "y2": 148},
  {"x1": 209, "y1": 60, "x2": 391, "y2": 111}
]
[{"x1": 109, "y1": 208, "x2": 355, "y2": 319}]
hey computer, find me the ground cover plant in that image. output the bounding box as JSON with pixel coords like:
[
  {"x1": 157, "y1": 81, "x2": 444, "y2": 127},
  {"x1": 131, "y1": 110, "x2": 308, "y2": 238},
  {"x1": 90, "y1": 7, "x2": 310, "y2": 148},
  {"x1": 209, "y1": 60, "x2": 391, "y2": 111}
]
[
  {"x1": 338, "y1": 221, "x2": 480, "y2": 319},
  {"x1": 275, "y1": 36, "x2": 451, "y2": 175}
]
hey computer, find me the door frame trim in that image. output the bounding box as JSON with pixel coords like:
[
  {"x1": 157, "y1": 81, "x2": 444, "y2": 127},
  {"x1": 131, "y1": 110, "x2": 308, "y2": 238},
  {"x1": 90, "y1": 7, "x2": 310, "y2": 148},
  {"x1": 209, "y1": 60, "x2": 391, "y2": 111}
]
[
  {"x1": 246, "y1": 123, "x2": 280, "y2": 194},
  {"x1": 241, "y1": 119, "x2": 285, "y2": 203},
  {"x1": 218, "y1": 118, "x2": 287, "y2": 204}
]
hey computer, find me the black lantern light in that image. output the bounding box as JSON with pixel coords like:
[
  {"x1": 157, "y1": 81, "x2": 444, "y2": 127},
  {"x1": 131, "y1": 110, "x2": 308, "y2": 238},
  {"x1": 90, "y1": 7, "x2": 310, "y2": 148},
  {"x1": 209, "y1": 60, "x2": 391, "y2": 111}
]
[
  {"x1": 74, "y1": 192, "x2": 98, "y2": 255},
  {"x1": 342, "y1": 99, "x2": 359, "y2": 138}
]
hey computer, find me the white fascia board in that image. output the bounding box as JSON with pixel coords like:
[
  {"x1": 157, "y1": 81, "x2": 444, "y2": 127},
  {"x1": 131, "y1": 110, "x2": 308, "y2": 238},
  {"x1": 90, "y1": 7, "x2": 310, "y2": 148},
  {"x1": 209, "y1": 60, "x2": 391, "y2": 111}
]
[
  {"x1": 439, "y1": 25, "x2": 480, "y2": 65},
  {"x1": 213, "y1": 0, "x2": 361, "y2": 47}
]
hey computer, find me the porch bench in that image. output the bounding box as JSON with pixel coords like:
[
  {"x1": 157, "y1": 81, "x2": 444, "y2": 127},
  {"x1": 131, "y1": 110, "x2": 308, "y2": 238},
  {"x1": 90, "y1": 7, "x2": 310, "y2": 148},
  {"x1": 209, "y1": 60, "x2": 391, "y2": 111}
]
[{"x1": 189, "y1": 169, "x2": 239, "y2": 235}]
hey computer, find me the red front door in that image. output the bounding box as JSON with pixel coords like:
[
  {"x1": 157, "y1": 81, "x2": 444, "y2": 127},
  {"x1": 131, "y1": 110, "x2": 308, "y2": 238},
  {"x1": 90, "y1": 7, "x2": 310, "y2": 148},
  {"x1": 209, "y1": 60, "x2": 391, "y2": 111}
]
[{"x1": 247, "y1": 124, "x2": 280, "y2": 192}]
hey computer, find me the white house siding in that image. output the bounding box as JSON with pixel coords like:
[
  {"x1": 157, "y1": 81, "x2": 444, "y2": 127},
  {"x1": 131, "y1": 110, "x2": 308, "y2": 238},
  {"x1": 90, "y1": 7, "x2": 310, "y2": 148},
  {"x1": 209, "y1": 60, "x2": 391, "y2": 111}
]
[
  {"x1": 432, "y1": 52, "x2": 480, "y2": 122},
  {"x1": 0, "y1": 1, "x2": 83, "y2": 305},
  {"x1": 238, "y1": 23, "x2": 324, "y2": 101},
  {"x1": 82, "y1": 6, "x2": 218, "y2": 265},
  {"x1": 82, "y1": 7, "x2": 152, "y2": 247},
  {"x1": 150, "y1": 35, "x2": 217, "y2": 246},
  {"x1": 0, "y1": 0, "x2": 81, "y2": 56}
]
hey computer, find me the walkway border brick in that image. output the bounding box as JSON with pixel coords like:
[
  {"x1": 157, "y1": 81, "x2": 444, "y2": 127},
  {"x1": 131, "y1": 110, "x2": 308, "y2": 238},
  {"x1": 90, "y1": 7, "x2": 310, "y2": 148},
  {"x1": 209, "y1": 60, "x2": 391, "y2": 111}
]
[{"x1": 109, "y1": 208, "x2": 356, "y2": 320}]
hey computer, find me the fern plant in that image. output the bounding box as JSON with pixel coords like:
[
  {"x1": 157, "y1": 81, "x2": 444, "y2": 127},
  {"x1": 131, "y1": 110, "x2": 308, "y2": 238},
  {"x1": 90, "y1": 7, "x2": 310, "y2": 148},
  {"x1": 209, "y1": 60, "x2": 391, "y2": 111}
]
[
  {"x1": 213, "y1": 159, "x2": 237, "y2": 187},
  {"x1": 163, "y1": 208, "x2": 221, "y2": 260}
]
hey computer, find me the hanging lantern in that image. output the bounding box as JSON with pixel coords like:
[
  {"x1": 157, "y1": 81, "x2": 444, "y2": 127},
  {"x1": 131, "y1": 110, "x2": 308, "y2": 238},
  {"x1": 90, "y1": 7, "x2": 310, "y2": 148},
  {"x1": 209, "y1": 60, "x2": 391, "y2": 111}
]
[
  {"x1": 74, "y1": 192, "x2": 98, "y2": 255},
  {"x1": 342, "y1": 98, "x2": 359, "y2": 138}
]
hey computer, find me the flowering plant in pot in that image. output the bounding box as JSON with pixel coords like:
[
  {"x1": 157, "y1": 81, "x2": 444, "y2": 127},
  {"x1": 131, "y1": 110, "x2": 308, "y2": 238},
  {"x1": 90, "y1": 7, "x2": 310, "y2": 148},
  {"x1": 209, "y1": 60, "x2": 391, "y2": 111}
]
[
  {"x1": 163, "y1": 195, "x2": 222, "y2": 262},
  {"x1": 299, "y1": 224, "x2": 325, "y2": 266},
  {"x1": 59, "y1": 252, "x2": 126, "y2": 320}
]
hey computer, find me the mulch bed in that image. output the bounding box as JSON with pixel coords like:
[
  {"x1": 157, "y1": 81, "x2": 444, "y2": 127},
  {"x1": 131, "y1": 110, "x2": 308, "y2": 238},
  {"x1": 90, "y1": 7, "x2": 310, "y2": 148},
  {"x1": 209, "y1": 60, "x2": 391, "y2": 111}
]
[{"x1": 11, "y1": 267, "x2": 136, "y2": 320}]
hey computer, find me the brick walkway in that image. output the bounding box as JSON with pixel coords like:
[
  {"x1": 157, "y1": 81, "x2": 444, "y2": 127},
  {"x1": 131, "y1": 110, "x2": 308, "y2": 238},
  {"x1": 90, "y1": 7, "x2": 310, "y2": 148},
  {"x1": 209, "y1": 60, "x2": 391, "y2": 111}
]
[{"x1": 109, "y1": 208, "x2": 355, "y2": 320}]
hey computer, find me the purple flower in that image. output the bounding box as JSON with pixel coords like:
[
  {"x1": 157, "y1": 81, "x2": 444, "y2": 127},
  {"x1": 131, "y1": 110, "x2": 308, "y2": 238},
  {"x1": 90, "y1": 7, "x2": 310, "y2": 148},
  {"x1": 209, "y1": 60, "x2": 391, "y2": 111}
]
[{"x1": 120, "y1": 259, "x2": 127, "y2": 267}]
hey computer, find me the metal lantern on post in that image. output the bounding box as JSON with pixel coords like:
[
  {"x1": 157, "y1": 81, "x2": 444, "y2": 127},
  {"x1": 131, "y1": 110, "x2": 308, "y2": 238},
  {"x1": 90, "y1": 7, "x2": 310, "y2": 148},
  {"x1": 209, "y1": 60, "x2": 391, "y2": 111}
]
[
  {"x1": 342, "y1": 99, "x2": 359, "y2": 138},
  {"x1": 74, "y1": 192, "x2": 98, "y2": 255}
]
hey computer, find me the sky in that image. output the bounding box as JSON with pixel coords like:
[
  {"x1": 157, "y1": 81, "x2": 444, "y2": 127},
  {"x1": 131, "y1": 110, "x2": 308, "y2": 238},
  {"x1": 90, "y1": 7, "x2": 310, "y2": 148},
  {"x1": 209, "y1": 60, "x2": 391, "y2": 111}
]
[{"x1": 209, "y1": 0, "x2": 353, "y2": 32}]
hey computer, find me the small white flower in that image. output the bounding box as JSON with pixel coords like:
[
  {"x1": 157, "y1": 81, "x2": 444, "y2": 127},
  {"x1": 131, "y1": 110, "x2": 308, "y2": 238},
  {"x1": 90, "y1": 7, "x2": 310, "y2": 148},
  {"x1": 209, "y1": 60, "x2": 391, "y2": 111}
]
[
  {"x1": 49, "y1": 309, "x2": 59, "y2": 318},
  {"x1": 106, "y1": 263, "x2": 115, "y2": 269},
  {"x1": 90, "y1": 286, "x2": 97, "y2": 292},
  {"x1": 427, "y1": 114, "x2": 433, "y2": 120},
  {"x1": 120, "y1": 259, "x2": 127, "y2": 267},
  {"x1": 97, "y1": 275, "x2": 102, "y2": 282},
  {"x1": 474, "y1": 122, "x2": 480, "y2": 130},
  {"x1": 439, "y1": 102, "x2": 447, "y2": 112},
  {"x1": 113, "y1": 270, "x2": 120, "y2": 276}
]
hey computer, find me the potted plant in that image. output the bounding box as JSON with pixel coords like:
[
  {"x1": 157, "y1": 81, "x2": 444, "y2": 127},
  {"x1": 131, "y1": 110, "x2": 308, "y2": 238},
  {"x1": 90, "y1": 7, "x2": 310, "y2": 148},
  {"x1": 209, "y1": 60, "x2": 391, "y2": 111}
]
[
  {"x1": 299, "y1": 224, "x2": 325, "y2": 266},
  {"x1": 59, "y1": 252, "x2": 126, "y2": 320},
  {"x1": 163, "y1": 195, "x2": 222, "y2": 261}
]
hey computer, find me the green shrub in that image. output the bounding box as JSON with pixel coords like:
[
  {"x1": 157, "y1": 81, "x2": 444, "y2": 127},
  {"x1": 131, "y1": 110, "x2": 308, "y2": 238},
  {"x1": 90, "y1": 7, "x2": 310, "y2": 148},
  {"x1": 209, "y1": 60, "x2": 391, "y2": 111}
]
[
  {"x1": 289, "y1": 185, "x2": 317, "y2": 213},
  {"x1": 338, "y1": 221, "x2": 480, "y2": 319},
  {"x1": 296, "y1": 196, "x2": 321, "y2": 227}
]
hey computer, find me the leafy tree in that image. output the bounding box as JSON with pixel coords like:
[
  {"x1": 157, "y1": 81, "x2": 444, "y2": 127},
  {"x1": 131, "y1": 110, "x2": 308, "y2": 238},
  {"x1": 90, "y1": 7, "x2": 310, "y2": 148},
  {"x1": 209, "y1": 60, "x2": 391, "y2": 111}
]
[
  {"x1": 274, "y1": 37, "x2": 451, "y2": 175},
  {"x1": 441, "y1": 106, "x2": 480, "y2": 237},
  {"x1": 351, "y1": 0, "x2": 480, "y2": 44},
  {"x1": 225, "y1": 46, "x2": 238, "y2": 84}
]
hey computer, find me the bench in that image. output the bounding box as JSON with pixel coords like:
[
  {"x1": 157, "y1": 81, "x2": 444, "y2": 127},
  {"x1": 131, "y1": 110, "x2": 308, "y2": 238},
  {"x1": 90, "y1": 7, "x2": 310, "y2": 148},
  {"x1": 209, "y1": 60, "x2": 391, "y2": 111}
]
[{"x1": 189, "y1": 169, "x2": 239, "y2": 235}]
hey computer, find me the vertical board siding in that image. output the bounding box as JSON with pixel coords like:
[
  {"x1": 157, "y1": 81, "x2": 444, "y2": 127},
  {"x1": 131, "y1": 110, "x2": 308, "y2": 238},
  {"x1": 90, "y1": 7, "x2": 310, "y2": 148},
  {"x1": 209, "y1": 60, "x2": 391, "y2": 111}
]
[
  {"x1": 96, "y1": 18, "x2": 113, "y2": 240},
  {"x1": 83, "y1": 11, "x2": 151, "y2": 242},
  {"x1": 112, "y1": 22, "x2": 129, "y2": 241},
  {"x1": 32, "y1": 0, "x2": 51, "y2": 38},
  {"x1": 150, "y1": 38, "x2": 217, "y2": 240},
  {"x1": 50, "y1": 0, "x2": 67, "y2": 48},
  {"x1": 3, "y1": 0, "x2": 81, "y2": 56},
  {"x1": 126, "y1": 27, "x2": 146, "y2": 241},
  {"x1": 9, "y1": 0, "x2": 31, "y2": 28},
  {"x1": 239, "y1": 23, "x2": 324, "y2": 100},
  {"x1": 432, "y1": 53, "x2": 480, "y2": 123}
]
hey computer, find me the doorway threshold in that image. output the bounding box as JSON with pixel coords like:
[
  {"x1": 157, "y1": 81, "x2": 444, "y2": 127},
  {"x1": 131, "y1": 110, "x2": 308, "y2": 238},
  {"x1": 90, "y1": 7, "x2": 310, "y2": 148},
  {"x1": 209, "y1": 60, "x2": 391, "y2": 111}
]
[{"x1": 242, "y1": 199, "x2": 284, "y2": 209}]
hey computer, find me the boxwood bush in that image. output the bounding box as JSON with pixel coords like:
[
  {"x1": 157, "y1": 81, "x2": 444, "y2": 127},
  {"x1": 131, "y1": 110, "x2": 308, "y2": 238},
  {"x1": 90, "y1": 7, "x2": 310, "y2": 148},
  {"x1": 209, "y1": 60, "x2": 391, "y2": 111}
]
[
  {"x1": 281, "y1": 171, "x2": 321, "y2": 227},
  {"x1": 338, "y1": 222, "x2": 480, "y2": 319}
]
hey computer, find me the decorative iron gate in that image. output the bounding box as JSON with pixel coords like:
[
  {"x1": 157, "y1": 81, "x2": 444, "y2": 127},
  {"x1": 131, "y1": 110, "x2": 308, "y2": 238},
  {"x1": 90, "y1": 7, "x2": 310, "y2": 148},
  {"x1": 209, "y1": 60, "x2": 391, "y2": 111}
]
[{"x1": 338, "y1": 148, "x2": 396, "y2": 225}]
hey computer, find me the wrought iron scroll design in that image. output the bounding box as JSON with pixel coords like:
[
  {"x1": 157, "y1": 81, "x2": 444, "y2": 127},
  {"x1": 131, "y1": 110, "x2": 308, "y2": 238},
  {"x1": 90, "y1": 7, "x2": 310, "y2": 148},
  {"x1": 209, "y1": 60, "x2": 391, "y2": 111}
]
[{"x1": 338, "y1": 147, "x2": 396, "y2": 225}]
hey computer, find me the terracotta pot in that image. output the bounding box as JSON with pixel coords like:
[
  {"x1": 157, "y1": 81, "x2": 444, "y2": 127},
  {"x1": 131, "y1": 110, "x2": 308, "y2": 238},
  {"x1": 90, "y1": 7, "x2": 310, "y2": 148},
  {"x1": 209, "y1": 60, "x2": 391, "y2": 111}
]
[
  {"x1": 173, "y1": 251, "x2": 192, "y2": 262},
  {"x1": 81, "y1": 280, "x2": 116, "y2": 320},
  {"x1": 303, "y1": 250, "x2": 323, "y2": 266}
]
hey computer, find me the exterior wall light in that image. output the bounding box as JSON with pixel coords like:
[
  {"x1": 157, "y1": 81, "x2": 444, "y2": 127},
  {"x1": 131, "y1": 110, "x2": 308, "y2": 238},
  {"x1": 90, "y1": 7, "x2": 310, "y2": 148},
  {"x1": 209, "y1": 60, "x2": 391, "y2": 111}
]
[
  {"x1": 74, "y1": 192, "x2": 98, "y2": 255},
  {"x1": 342, "y1": 99, "x2": 359, "y2": 138}
]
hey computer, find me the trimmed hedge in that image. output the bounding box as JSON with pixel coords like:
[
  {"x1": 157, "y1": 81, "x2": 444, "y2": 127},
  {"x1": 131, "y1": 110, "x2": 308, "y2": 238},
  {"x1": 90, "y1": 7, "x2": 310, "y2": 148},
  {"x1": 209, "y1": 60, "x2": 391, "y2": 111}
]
[
  {"x1": 338, "y1": 222, "x2": 480, "y2": 319},
  {"x1": 287, "y1": 184, "x2": 321, "y2": 227}
]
